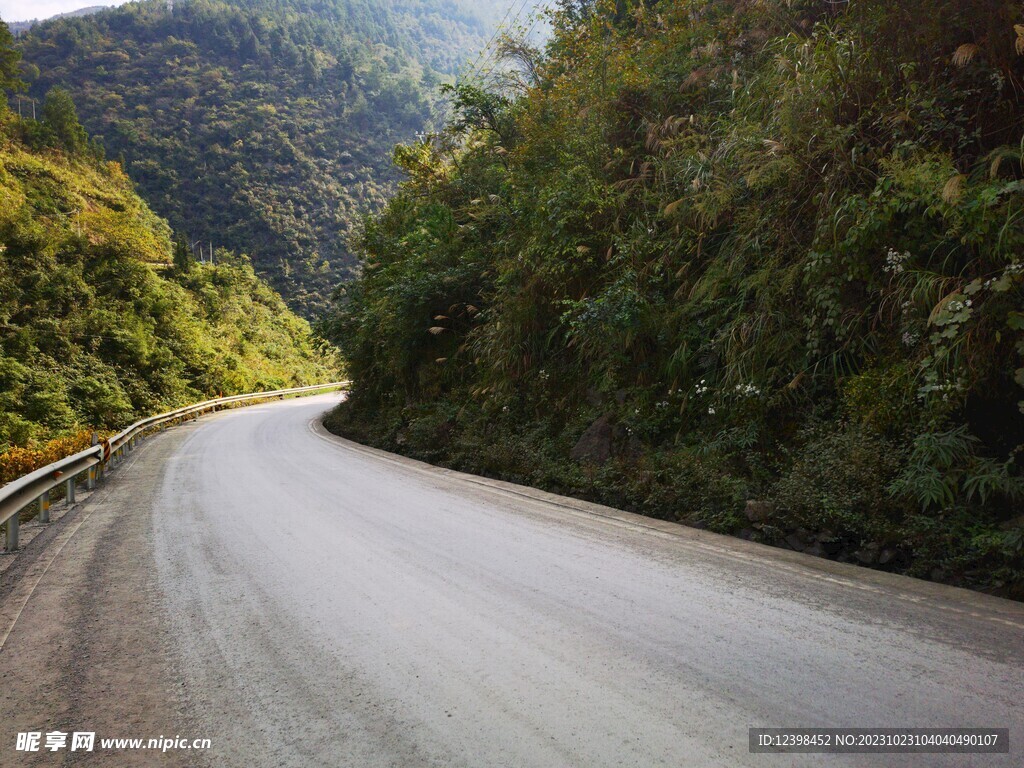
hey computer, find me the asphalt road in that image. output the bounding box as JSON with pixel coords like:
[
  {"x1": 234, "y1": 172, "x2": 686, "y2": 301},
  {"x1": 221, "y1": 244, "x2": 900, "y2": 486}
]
[{"x1": 1, "y1": 394, "x2": 1022, "y2": 767}]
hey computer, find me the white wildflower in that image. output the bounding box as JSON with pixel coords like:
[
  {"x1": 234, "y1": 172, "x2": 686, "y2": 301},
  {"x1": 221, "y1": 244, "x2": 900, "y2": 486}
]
[{"x1": 883, "y1": 247, "x2": 910, "y2": 274}]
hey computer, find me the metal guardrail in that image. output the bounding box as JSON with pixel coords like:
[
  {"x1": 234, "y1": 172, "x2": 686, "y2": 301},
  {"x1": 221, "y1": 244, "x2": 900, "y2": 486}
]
[{"x1": 0, "y1": 382, "x2": 347, "y2": 551}]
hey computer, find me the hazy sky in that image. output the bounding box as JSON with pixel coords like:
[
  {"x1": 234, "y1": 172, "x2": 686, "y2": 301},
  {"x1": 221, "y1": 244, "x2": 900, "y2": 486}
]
[{"x1": 1, "y1": 1, "x2": 127, "y2": 23}]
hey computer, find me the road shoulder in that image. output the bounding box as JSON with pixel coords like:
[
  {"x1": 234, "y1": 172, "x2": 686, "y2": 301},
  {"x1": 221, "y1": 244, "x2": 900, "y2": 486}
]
[
  {"x1": 309, "y1": 417, "x2": 1024, "y2": 631},
  {"x1": 0, "y1": 426, "x2": 209, "y2": 767}
]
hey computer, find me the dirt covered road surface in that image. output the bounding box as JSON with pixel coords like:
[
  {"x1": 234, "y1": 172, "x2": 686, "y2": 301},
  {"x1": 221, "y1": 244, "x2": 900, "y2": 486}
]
[{"x1": 1, "y1": 394, "x2": 1022, "y2": 766}]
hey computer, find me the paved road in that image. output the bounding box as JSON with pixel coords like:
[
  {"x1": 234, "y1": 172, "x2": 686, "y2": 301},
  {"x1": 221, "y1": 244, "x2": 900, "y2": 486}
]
[{"x1": 1, "y1": 394, "x2": 1022, "y2": 767}]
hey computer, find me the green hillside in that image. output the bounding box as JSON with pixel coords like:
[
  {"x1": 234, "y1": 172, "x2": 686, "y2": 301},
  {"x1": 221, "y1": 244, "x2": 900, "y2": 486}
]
[
  {"x1": 322, "y1": 0, "x2": 1024, "y2": 595},
  {"x1": 13, "y1": 0, "x2": 520, "y2": 316},
  {"x1": 0, "y1": 42, "x2": 330, "y2": 450}
]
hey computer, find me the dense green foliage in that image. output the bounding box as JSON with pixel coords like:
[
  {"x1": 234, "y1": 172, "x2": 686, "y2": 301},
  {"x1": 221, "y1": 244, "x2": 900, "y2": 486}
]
[
  {"x1": 0, "y1": 77, "x2": 330, "y2": 450},
  {"x1": 323, "y1": 0, "x2": 1024, "y2": 595},
  {"x1": 0, "y1": 18, "x2": 23, "y2": 92},
  {"x1": 14, "y1": 0, "x2": 516, "y2": 315}
]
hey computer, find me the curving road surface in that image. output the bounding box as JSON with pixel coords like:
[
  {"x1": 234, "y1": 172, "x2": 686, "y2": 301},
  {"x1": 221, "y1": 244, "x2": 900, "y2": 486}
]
[{"x1": 1, "y1": 394, "x2": 1023, "y2": 767}]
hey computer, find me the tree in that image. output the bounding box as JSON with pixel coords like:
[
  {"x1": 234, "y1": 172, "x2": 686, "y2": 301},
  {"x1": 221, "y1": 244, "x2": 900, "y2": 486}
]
[
  {"x1": 440, "y1": 83, "x2": 512, "y2": 142},
  {"x1": 173, "y1": 238, "x2": 196, "y2": 274},
  {"x1": 41, "y1": 86, "x2": 88, "y2": 153},
  {"x1": 0, "y1": 20, "x2": 26, "y2": 94}
]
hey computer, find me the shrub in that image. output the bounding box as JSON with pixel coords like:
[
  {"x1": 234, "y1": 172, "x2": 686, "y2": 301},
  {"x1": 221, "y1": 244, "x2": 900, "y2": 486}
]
[{"x1": 770, "y1": 424, "x2": 909, "y2": 544}]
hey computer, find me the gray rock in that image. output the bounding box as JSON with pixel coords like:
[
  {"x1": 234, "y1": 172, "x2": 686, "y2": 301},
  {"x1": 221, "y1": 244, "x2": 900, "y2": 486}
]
[
  {"x1": 570, "y1": 415, "x2": 614, "y2": 464},
  {"x1": 744, "y1": 500, "x2": 773, "y2": 523},
  {"x1": 878, "y1": 547, "x2": 898, "y2": 566},
  {"x1": 854, "y1": 543, "x2": 880, "y2": 565},
  {"x1": 819, "y1": 537, "x2": 843, "y2": 556},
  {"x1": 785, "y1": 532, "x2": 807, "y2": 551}
]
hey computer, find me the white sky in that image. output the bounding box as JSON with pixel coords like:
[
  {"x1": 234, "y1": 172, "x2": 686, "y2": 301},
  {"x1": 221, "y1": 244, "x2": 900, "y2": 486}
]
[{"x1": 1, "y1": 1, "x2": 127, "y2": 23}]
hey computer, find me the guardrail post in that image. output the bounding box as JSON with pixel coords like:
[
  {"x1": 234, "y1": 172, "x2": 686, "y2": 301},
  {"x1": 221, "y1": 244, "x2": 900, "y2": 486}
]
[
  {"x1": 5, "y1": 514, "x2": 18, "y2": 551},
  {"x1": 66, "y1": 476, "x2": 76, "y2": 505},
  {"x1": 39, "y1": 490, "x2": 50, "y2": 523},
  {"x1": 87, "y1": 466, "x2": 96, "y2": 490}
]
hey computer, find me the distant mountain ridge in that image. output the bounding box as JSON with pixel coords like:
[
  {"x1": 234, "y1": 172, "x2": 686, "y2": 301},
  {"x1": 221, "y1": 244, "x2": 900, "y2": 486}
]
[
  {"x1": 15, "y1": 0, "x2": 529, "y2": 315},
  {"x1": 7, "y1": 5, "x2": 111, "y2": 35}
]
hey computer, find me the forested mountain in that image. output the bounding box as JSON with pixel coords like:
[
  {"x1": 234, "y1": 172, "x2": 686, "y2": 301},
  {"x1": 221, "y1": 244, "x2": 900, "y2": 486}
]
[
  {"x1": 0, "y1": 26, "x2": 329, "y2": 454},
  {"x1": 13, "y1": 0, "x2": 522, "y2": 315},
  {"x1": 323, "y1": 0, "x2": 1024, "y2": 595}
]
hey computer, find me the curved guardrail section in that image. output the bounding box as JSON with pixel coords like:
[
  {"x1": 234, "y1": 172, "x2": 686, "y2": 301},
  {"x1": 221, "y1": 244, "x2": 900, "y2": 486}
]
[{"x1": 0, "y1": 382, "x2": 347, "y2": 551}]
